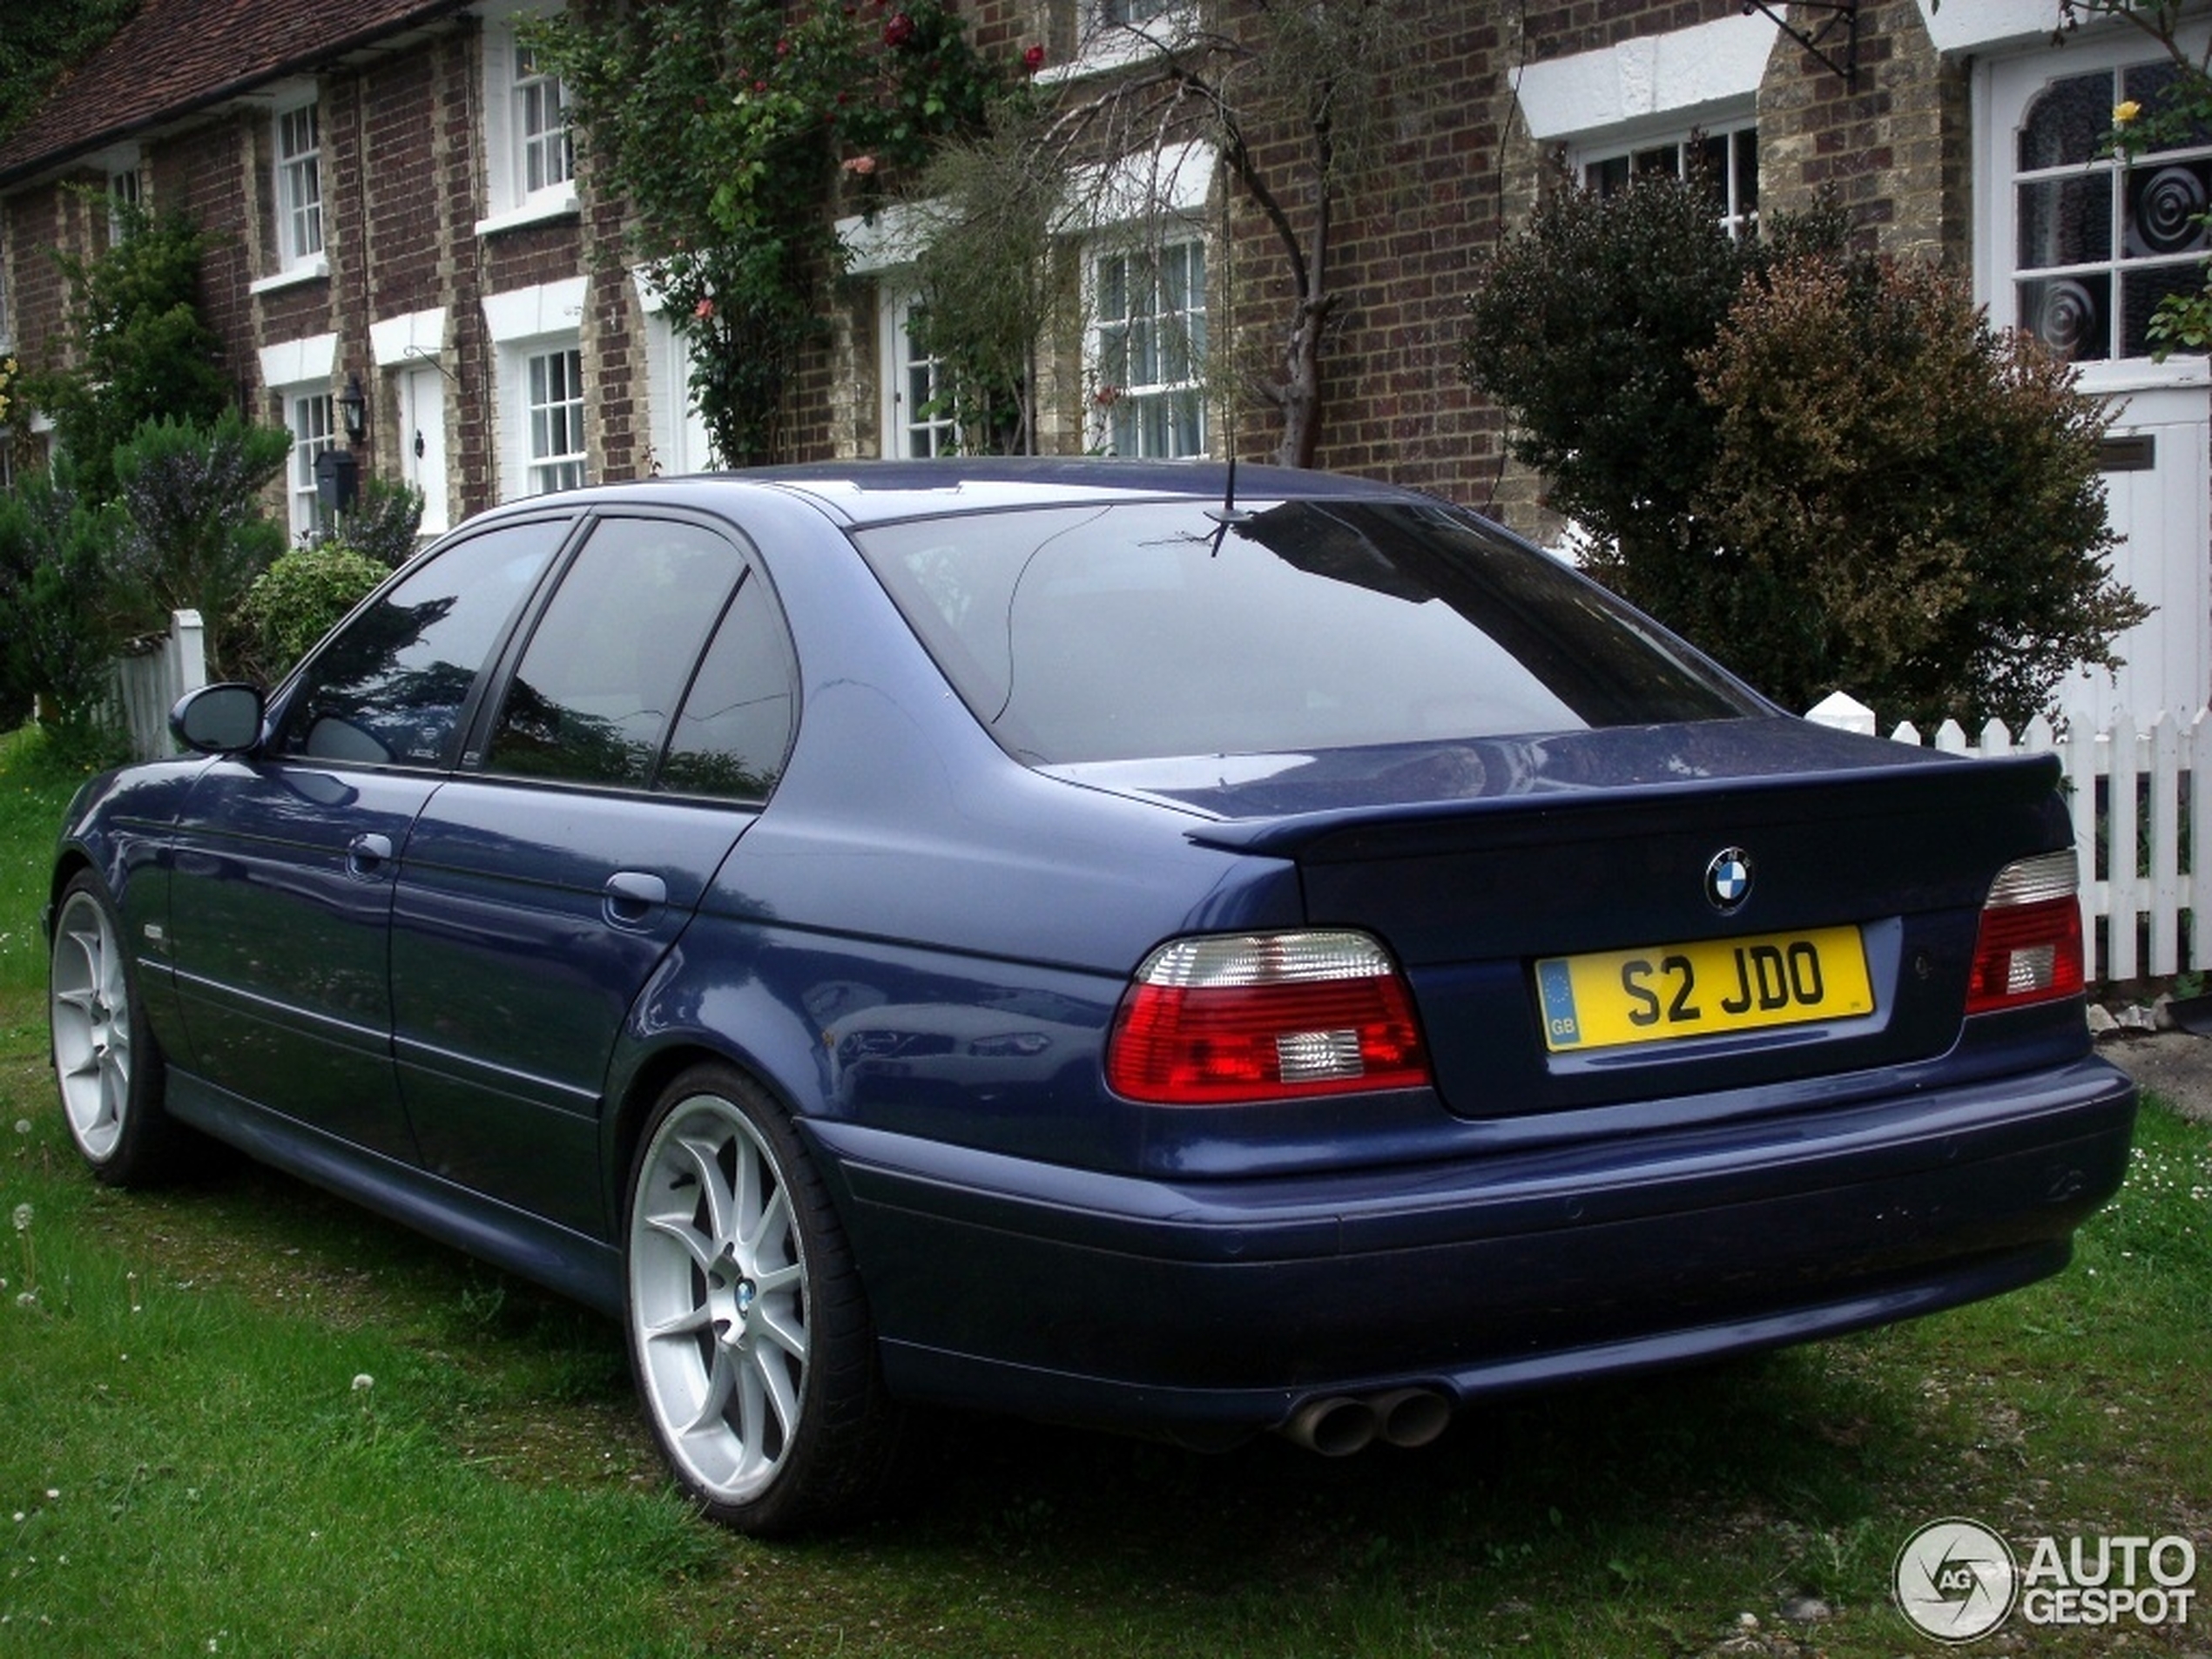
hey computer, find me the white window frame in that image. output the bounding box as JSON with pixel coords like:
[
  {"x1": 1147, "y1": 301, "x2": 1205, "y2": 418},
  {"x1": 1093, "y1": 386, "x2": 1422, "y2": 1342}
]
[
  {"x1": 484, "y1": 277, "x2": 586, "y2": 498},
  {"x1": 1086, "y1": 233, "x2": 1208, "y2": 459},
  {"x1": 1046, "y1": 0, "x2": 1198, "y2": 80},
  {"x1": 103, "y1": 148, "x2": 142, "y2": 243},
  {"x1": 880, "y1": 289, "x2": 960, "y2": 458},
  {"x1": 284, "y1": 387, "x2": 337, "y2": 543},
  {"x1": 1976, "y1": 23, "x2": 2212, "y2": 391},
  {"x1": 523, "y1": 342, "x2": 587, "y2": 495},
  {"x1": 1575, "y1": 121, "x2": 1759, "y2": 238},
  {"x1": 274, "y1": 96, "x2": 325, "y2": 272},
  {"x1": 477, "y1": 2, "x2": 577, "y2": 235}
]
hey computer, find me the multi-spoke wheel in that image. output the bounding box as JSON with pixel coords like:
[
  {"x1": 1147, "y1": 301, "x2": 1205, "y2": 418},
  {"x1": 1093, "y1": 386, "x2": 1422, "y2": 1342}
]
[
  {"x1": 625, "y1": 1065, "x2": 894, "y2": 1534},
  {"x1": 50, "y1": 872, "x2": 180, "y2": 1184}
]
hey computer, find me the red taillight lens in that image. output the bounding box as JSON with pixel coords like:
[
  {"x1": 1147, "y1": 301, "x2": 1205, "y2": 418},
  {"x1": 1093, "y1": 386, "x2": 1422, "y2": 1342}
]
[
  {"x1": 1966, "y1": 851, "x2": 2086, "y2": 1015},
  {"x1": 1105, "y1": 930, "x2": 1432, "y2": 1103}
]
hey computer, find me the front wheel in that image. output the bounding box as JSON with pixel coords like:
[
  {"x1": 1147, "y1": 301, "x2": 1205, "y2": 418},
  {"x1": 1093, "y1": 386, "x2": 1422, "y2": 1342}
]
[
  {"x1": 624, "y1": 1065, "x2": 897, "y2": 1534},
  {"x1": 49, "y1": 872, "x2": 186, "y2": 1185}
]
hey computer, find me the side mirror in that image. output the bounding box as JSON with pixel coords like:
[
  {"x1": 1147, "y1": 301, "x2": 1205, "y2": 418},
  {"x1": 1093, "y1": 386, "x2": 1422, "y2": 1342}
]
[{"x1": 171, "y1": 684, "x2": 266, "y2": 756}]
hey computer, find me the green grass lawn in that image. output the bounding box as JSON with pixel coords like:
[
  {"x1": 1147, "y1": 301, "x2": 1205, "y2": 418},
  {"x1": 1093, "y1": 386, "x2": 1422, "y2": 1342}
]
[{"x1": 3, "y1": 725, "x2": 2208, "y2": 1656}]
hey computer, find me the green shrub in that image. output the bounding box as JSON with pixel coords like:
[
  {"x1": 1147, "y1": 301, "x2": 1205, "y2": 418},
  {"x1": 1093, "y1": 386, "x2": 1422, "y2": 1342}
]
[
  {"x1": 18, "y1": 200, "x2": 234, "y2": 504},
  {"x1": 1462, "y1": 176, "x2": 2143, "y2": 727},
  {"x1": 341, "y1": 478, "x2": 429, "y2": 570},
  {"x1": 109, "y1": 412, "x2": 292, "y2": 678},
  {"x1": 234, "y1": 544, "x2": 391, "y2": 685},
  {"x1": 0, "y1": 462, "x2": 131, "y2": 756},
  {"x1": 1693, "y1": 256, "x2": 2147, "y2": 731}
]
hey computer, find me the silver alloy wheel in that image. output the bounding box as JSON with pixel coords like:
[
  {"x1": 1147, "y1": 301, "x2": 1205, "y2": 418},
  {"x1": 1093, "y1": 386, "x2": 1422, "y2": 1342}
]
[
  {"x1": 51, "y1": 886, "x2": 132, "y2": 1163},
  {"x1": 629, "y1": 1090, "x2": 811, "y2": 1505}
]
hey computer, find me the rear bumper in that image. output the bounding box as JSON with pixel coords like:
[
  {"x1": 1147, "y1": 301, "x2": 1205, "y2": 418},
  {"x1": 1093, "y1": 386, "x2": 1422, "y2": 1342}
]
[{"x1": 808, "y1": 1057, "x2": 2136, "y2": 1436}]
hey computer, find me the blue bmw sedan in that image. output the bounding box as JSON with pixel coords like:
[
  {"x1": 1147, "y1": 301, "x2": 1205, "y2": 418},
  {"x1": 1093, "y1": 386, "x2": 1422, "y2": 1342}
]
[{"x1": 46, "y1": 461, "x2": 2136, "y2": 1533}]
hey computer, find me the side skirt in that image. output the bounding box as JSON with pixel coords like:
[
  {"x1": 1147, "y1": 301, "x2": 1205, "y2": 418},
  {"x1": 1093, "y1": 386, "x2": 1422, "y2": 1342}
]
[{"x1": 165, "y1": 1070, "x2": 625, "y2": 1319}]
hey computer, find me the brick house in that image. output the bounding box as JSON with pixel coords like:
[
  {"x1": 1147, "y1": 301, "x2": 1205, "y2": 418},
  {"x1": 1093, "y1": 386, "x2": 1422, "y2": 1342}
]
[{"x1": 0, "y1": 0, "x2": 2203, "y2": 721}]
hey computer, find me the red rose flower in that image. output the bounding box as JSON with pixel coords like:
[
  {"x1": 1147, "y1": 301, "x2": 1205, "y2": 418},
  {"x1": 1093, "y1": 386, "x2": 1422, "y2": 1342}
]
[
  {"x1": 883, "y1": 11, "x2": 915, "y2": 46},
  {"x1": 1023, "y1": 43, "x2": 1046, "y2": 72}
]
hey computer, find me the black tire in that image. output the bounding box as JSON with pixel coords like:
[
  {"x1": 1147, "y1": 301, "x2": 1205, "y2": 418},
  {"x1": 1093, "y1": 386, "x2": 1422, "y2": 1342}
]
[
  {"x1": 48, "y1": 870, "x2": 187, "y2": 1186},
  {"x1": 624, "y1": 1062, "x2": 899, "y2": 1534}
]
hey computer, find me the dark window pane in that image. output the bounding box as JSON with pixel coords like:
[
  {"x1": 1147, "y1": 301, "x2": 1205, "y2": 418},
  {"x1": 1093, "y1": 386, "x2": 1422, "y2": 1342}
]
[
  {"x1": 2124, "y1": 158, "x2": 2212, "y2": 258},
  {"x1": 485, "y1": 517, "x2": 744, "y2": 787},
  {"x1": 658, "y1": 572, "x2": 798, "y2": 800},
  {"x1": 2122, "y1": 261, "x2": 2208, "y2": 356},
  {"x1": 274, "y1": 521, "x2": 566, "y2": 766},
  {"x1": 1736, "y1": 127, "x2": 1758, "y2": 211},
  {"x1": 1589, "y1": 154, "x2": 1630, "y2": 196},
  {"x1": 2018, "y1": 273, "x2": 2112, "y2": 360},
  {"x1": 856, "y1": 501, "x2": 1761, "y2": 765},
  {"x1": 2020, "y1": 71, "x2": 2114, "y2": 171},
  {"x1": 2018, "y1": 173, "x2": 2112, "y2": 269}
]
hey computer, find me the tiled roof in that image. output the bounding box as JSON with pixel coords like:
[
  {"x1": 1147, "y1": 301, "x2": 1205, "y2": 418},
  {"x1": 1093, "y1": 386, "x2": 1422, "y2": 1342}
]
[{"x1": 0, "y1": 0, "x2": 469, "y2": 187}]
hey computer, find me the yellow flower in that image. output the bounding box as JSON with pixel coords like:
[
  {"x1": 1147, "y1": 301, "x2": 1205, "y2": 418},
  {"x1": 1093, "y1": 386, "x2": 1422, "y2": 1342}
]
[{"x1": 2115, "y1": 99, "x2": 2143, "y2": 125}]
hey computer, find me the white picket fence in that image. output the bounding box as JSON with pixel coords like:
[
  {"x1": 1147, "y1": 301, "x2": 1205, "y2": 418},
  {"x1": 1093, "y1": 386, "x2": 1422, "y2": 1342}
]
[
  {"x1": 1808, "y1": 691, "x2": 2204, "y2": 986},
  {"x1": 110, "y1": 609, "x2": 206, "y2": 763}
]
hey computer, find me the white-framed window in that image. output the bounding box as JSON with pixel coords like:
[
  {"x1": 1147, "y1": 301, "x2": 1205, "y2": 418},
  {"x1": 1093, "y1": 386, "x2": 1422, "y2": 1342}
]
[
  {"x1": 1988, "y1": 42, "x2": 2212, "y2": 367},
  {"x1": 107, "y1": 154, "x2": 141, "y2": 243},
  {"x1": 516, "y1": 44, "x2": 572, "y2": 198},
  {"x1": 478, "y1": 3, "x2": 577, "y2": 233},
  {"x1": 1100, "y1": 0, "x2": 1181, "y2": 23},
  {"x1": 1089, "y1": 235, "x2": 1207, "y2": 458},
  {"x1": 524, "y1": 343, "x2": 587, "y2": 493},
  {"x1": 485, "y1": 277, "x2": 586, "y2": 497},
  {"x1": 1578, "y1": 122, "x2": 1758, "y2": 237},
  {"x1": 274, "y1": 98, "x2": 325, "y2": 270},
  {"x1": 285, "y1": 388, "x2": 337, "y2": 542},
  {"x1": 882, "y1": 290, "x2": 959, "y2": 458}
]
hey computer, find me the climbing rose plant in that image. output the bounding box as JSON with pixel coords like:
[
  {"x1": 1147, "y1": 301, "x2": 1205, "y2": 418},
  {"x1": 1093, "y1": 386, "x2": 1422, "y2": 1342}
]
[{"x1": 532, "y1": 0, "x2": 1022, "y2": 466}]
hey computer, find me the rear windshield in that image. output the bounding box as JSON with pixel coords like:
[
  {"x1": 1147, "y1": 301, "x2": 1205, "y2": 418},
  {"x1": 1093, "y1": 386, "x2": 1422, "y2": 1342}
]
[{"x1": 853, "y1": 498, "x2": 1764, "y2": 765}]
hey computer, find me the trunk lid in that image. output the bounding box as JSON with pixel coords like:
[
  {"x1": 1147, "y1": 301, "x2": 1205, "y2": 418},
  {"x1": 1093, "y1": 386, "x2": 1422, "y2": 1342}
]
[{"x1": 1051, "y1": 716, "x2": 2074, "y2": 1118}]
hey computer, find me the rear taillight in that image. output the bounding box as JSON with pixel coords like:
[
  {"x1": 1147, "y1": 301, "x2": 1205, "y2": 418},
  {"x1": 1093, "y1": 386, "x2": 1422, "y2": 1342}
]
[
  {"x1": 1965, "y1": 850, "x2": 2086, "y2": 1015},
  {"x1": 1105, "y1": 929, "x2": 1432, "y2": 1103}
]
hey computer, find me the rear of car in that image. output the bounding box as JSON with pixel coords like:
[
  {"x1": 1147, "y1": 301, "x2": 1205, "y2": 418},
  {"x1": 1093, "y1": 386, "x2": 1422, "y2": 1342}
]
[{"x1": 802, "y1": 469, "x2": 2134, "y2": 1449}]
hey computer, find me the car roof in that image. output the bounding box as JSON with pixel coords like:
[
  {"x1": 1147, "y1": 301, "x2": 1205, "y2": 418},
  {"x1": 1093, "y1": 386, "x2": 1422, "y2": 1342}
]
[{"x1": 481, "y1": 458, "x2": 1435, "y2": 530}]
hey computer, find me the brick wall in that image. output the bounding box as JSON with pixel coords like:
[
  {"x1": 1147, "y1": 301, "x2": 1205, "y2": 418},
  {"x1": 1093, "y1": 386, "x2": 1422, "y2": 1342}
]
[{"x1": 0, "y1": 0, "x2": 1975, "y2": 539}]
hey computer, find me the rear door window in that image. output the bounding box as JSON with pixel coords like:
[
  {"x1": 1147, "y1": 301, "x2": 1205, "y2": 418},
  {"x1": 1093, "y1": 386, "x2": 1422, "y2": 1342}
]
[{"x1": 481, "y1": 516, "x2": 749, "y2": 789}]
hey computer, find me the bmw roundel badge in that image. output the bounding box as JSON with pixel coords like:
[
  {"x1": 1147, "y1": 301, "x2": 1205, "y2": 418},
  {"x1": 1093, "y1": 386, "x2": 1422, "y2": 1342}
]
[{"x1": 1705, "y1": 846, "x2": 1752, "y2": 913}]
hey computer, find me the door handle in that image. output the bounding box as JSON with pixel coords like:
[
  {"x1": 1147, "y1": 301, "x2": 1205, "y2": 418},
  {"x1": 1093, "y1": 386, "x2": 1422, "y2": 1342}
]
[
  {"x1": 347, "y1": 833, "x2": 395, "y2": 874},
  {"x1": 604, "y1": 870, "x2": 668, "y2": 926}
]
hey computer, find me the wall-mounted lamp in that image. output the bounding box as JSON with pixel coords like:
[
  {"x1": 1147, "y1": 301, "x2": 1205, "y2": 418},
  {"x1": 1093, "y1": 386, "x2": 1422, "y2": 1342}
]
[{"x1": 338, "y1": 371, "x2": 369, "y2": 446}]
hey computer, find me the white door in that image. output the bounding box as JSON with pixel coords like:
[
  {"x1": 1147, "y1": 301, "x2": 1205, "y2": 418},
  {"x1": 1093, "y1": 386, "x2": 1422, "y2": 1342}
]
[
  {"x1": 399, "y1": 364, "x2": 449, "y2": 535},
  {"x1": 2062, "y1": 383, "x2": 2212, "y2": 723}
]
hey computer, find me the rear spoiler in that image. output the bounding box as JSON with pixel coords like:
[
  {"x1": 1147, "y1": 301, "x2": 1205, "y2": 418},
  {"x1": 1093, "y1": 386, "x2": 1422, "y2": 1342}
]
[{"x1": 1185, "y1": 749, "x2": 2067, "y2": 862}]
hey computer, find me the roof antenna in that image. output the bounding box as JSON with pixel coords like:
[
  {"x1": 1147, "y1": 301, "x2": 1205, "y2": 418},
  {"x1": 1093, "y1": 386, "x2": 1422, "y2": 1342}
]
[{"x1": 1202, "y1": 145, "x2": 1252, "y2": 552}]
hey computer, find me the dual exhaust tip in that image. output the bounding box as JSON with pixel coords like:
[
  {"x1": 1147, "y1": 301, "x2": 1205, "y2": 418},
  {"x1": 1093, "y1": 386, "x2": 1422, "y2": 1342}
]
[{"x1": 1279, "y1": 1387, "x2": 1453, "y2": 1456}]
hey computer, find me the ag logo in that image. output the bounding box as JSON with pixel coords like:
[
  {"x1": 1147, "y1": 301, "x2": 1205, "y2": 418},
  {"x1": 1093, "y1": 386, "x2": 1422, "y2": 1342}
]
[{"x1": 1894, "y1": 1517, "x2": 2020, "y2": 1642}]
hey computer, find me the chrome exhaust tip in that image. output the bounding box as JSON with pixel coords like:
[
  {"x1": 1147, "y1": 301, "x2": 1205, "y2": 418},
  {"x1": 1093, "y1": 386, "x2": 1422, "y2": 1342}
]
[
  {"x1": 1373, "y1": 1386, "x2": 1452, "y2": 1449},
  {"x1": 1280, "y1": 1395, "x2": 1379, "y2": 1457}
]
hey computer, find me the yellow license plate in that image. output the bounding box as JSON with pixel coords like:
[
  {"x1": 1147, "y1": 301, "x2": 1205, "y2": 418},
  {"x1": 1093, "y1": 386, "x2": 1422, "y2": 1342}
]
[{"x1": 1535, "y1": 927, "x2": 1875, "y2": 1053}]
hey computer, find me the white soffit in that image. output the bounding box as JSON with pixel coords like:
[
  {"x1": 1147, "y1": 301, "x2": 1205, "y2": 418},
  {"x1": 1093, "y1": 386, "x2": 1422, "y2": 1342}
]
[
  {"x1": 257, "y1": 332, "x2": 337, "y2": 390},
  {"x1": 369, "y1": 307, "x2": 448, "y2": 368},
  {"x1": 1915, "y1": 0, "x2": 2067, "y2": 55},
  {"x1": 482, "y1": 276, "x2": 587, "y2": 344},
  {"x1": 1515, "y1": 12, "x2": 1774, "y2": 141}
]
